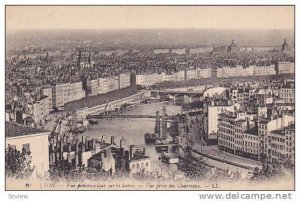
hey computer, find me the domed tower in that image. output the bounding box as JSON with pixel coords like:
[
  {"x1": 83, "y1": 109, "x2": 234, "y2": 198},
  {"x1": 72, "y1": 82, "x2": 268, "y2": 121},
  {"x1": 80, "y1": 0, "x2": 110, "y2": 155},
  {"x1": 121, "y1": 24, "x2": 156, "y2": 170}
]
[
  {"x1": 281, "y1": 39, "x2": 289, "y2": 53},
  {"x1": 227, "y1": 40, "x2": 239, "y2": 54}
]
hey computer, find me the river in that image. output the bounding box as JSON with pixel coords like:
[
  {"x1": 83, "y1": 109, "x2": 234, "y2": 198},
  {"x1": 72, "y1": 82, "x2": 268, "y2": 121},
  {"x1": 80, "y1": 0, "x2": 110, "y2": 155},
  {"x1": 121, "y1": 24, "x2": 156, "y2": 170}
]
[{"x1": 79, "y1": 102, "x2": 182, "y2": 175}]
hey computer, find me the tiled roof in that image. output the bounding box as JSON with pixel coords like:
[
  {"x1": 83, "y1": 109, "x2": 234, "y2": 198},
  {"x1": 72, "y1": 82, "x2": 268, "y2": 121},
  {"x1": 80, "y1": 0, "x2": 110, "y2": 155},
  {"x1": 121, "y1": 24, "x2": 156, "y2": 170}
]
[{"x1": 5, "y1": 121, "x2": 49, "y2": 138}]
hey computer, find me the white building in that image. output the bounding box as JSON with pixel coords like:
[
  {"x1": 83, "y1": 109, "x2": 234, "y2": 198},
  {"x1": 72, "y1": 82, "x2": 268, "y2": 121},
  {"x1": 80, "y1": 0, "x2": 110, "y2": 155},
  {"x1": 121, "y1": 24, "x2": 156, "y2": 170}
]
[
  {"x1": 196, "y1": 68, "x2": 211, "y2": 79},
  {"x1": 98, "y1": 78, "x2": 108, "y2": 94},
  {"x1": 205, "y1": 99, "x2": 232, "y2": 141},
  {"x1": 254, "y1": 65, "x2": 276, "y2": 76},
  {"x1": 119, "y1": 73, "x2": 131, "y2": 89},
  {"x1": 279, "y1": 85, "x2": 295, "y2": 103},
  {"x1": 29, "y1": 96, "x2": 50, "y2": 124},
  {"x1": 277, "y1": 62, "x2": 295, "y2": 74},
  {"x1": 204, "y1": 87, "x2": 227, "y2": 98},
  {"x1": 161, "y1": 72, "x2": 175, "y2": 82},
  {"x1": 129, "y1": 156, "x2": 151, "y2": 175},
  {"x1": 5, "y1": 122, "x2": 50, "y2": 178},
  {"x1": 135, "y1": 73, "x2": 163, "y2": 87},
  {"x1": 53, "y1": 82, "x2": 85, "y2": 108},
  {"x1": 86, "y1": 79, "x2": 99, "y2": 96},
  {"x1": 41, "y1": 87, "x2": 53, "y2": 109},
  {"x1": 136, "y1": 74, "x2": 144, "y2": 86},
  {"x1": 186, "y1": 69, "x2": 197, "y2": 80},
  {"x1": 172, "y1": 48, "x2": 186, "y2": 55},
  {"x1": 174, "y1": 70, "x2": 185, "y2": 81},
  {"x1": 258, "y1": 114, "x2": 294, "y2": 156},
  {"x1": 107, "y1": 76, "x2": 119, "y2": 92}
]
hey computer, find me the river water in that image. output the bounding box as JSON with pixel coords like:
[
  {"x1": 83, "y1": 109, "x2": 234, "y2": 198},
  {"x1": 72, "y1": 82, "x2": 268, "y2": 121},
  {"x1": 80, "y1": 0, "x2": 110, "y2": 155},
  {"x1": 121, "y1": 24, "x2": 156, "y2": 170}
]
[{"x1": 80, "y1": 102, "x2": 182, "y2": 174}]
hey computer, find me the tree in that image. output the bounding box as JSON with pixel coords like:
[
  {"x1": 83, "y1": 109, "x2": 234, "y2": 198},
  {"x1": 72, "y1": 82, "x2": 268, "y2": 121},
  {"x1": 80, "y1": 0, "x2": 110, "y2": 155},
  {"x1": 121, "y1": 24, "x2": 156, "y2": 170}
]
[{"x1": 5, "y1": 146, "x2": 35, "y2": 179}]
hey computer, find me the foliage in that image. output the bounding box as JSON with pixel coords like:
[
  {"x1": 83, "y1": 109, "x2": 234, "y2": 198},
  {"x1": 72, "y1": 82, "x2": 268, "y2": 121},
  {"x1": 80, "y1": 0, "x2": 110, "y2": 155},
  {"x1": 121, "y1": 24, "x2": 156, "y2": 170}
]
[{"x1": 5, "y1": 146, "x2": 35, "y2": 179}]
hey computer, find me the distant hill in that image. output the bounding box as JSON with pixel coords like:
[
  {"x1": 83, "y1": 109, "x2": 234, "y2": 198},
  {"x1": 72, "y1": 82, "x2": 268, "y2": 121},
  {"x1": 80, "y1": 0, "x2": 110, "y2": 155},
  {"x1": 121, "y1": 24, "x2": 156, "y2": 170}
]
[{"x1": 6, "y1": 29, "x2": 294, "y2": 51}]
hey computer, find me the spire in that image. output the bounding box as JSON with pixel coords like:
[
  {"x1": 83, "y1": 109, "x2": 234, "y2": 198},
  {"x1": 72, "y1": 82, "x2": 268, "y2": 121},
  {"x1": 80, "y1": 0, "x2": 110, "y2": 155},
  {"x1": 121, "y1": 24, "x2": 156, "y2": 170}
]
[
  {"x1": 282, "y1": 39, "x2": 288, "y2": 53},
  {"x1": 155, "y1": 111, "x2": 160, "y2": 136}
]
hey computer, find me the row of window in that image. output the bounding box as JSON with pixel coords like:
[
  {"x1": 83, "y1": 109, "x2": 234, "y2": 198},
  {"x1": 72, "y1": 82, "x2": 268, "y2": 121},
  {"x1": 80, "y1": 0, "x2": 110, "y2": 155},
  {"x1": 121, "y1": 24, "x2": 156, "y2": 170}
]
[
  {"x1": 219, "y1": 141, "x2": 259, "y2": 154},
  {"x1": 131, "y1": 161, "x2": 149, "y2": 169}
]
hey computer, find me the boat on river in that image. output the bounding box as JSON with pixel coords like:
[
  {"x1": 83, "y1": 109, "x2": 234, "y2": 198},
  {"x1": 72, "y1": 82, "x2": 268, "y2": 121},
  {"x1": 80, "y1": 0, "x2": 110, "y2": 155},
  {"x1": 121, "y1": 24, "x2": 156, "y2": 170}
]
[{"x1": 88, "y1": 119, "x2": 99, "y2": 125}]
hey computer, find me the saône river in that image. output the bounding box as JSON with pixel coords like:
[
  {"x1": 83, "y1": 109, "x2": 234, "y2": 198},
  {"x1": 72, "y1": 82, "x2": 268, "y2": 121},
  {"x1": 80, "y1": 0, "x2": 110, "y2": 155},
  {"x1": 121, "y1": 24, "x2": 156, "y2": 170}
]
[{"x1": 79, "y1": 101, "x2": 183, "y2": 176}]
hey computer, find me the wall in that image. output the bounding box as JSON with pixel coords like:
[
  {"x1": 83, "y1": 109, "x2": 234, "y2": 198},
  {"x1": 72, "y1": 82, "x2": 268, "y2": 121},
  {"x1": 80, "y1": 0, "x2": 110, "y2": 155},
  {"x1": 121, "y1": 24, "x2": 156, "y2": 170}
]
[{"x1": 6, "y1": 133, "x2": 50, "y2": 178}]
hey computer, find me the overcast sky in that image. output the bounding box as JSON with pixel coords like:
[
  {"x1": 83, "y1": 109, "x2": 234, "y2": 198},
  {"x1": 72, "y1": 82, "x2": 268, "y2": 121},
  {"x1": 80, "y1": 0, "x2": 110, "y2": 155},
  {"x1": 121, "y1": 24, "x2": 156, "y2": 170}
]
[{"x1": 6, "y1": 6, "x2": 294, "y2": 31}]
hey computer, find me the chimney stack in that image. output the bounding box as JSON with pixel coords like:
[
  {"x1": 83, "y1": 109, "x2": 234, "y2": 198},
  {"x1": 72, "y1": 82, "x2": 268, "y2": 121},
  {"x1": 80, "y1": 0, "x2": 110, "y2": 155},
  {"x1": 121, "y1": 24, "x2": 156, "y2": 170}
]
[
  {"x1": 75, "y1": 139, "x2": 79, "y2": 167},
  {"x1": 281, "y1": 111, "x2": 286, "y2": 128},
  {"x1": 68, "y1": 143, "x2": 72, "y2": 153},
  {"x1": 85, "y1": 137, "x2": 89, "y2": 150},
  {"x1": 60, "y1": 140, "x2": 64, "y2": 162},
  {"x1": 246, "y1": 117, "x2": 250, "y2": 130},
  {"x1": 111, "y1": 136, "x2": 115, "y2": 145},
  {"x1": 130, "y1": 145, "x2": 134, "y2": 159},
  {"x1": 92, "y1": 138, "x2": 96, "y2": 149},
  {"x1": 102, "y1": 135, "x2": 107, "y2": 143},
  {"x1": 67, "y1": 153, "x2": 72, "y2": 167},
  {"x1": 81, "y1": 142, "x2": 85, "y2": 152},
  {"x1": 124, "y1": 150, "x2": 130, "y2": 171},
  {"x1": 119, "y1": 147, "x2": 124, "y2": 157}
]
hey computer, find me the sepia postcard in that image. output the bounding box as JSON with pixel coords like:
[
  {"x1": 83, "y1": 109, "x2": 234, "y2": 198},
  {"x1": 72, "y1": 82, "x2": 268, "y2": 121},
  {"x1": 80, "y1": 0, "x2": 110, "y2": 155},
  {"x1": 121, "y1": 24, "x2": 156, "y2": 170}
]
[{"x1": 5, "y1": 5, "x2": 295, "y2": 191}]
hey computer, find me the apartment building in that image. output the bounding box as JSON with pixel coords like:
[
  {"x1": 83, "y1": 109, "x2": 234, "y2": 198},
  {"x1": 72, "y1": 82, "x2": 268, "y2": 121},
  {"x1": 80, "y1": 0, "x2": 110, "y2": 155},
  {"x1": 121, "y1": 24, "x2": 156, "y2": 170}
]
[{"x1": 258, "y1": 113, "x2": 294, "y2": 161}]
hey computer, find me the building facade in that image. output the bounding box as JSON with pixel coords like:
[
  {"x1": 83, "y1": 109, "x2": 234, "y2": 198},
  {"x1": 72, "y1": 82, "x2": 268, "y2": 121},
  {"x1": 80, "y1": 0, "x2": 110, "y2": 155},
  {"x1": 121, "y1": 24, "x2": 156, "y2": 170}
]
[{"x1": 6, "y1": 122, "x2": 50, "y2": 178}]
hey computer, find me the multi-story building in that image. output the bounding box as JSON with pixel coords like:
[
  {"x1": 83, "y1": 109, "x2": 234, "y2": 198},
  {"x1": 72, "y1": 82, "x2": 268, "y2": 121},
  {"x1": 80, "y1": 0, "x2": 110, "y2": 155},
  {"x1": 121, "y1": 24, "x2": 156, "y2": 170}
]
[
  {"x1": 276, "y1": 62, "x2": 295, "y2": 75},
  {"x1": 41, "y1": 87, "x2": 53, "y2": 109},
  {"x1": 98, "y1": 77, "x2": 108, "y2": 94},
  {"x1": 229, "y1": 87, "x2": 253, "y2": 103},
  {"x1": 253, "y1": 65, "x2": 276, "y2": 76},
  {"x1": 161, "y1": 72, "x2": 175, "y2": 82},
  {"x1": 128, "y1": 147, "x2": 151, "y2": 175},
  {"x1": 135, "y1": 73, "x2": 163, "y2": 87},
  {"x1": 279, "y1": 83, "x2": 295, "y2": 103},
  {"x1": 174, "y1": 70, "x2": 185, "y2": 82},
  {"x1": 136, "y1": 74, "x2": 144, "y2": 86},
  {"x1": 69, "y1": 81, "x2": 85, "y2": 102},
  {"x1": 53, "y1": 83, "x2": 67, "y2": 108},
  {"x1": 86, "y1": 79, "x2": 99, "y2": 96},
  {"x1": 242, "y1": 127, "x2": 260, "y2": 160},
  {"x1": 172, "y1": 48, "x2": 186, "y2": 55},
  {"x1": 269, "y1": 123, "x2": 295, "y2": 162},
  {"x1": 107, "y1": 76, "x2": 119, "y2": 92},
  {"x1": 203, "y1": 98, "x2": 232, "y2": 144},
  {"x1": 218, "y1": 110, "x2": 258, "y2": 159},
  {"x1": 218, "y1": 109, "x2": 295, "y2": 162},
  {"x1": 185, "y1": 69, "x2": 197, "y2": 80},
  {"x1": 258, "y1": 113, "x2": 294, "y2": 161},
  {"x1": 196, "y1": 68, "x2": 211, "y2": 79},
  {"x1": 153, "y1": 48, "x2": 169, "y2": 54},
  {"x1": 119, "y1": 73, "x2": 131, "y2": 89},
  {"x1": 29, "y1": 95, "x2": 50, "y2": 124},
  {"x1": 53, "y1": 82, "x2": 85, "y2": 108},
  {"x1": 242, "y1": 65, "x2": 255, "y2": 77}
]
